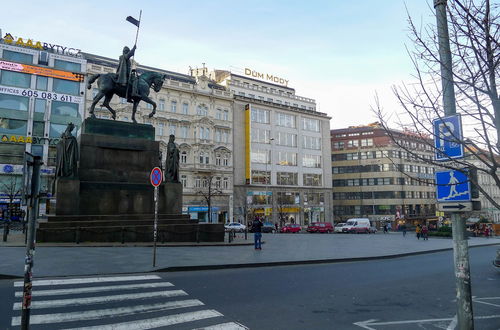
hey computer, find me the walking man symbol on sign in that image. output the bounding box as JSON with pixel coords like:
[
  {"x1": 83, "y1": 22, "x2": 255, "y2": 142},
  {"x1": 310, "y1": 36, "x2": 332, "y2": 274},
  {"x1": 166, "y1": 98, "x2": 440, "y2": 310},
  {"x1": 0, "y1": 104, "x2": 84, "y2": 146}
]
[{"x1": 447, "y1": 171, "x2": 459, "y2": 199}]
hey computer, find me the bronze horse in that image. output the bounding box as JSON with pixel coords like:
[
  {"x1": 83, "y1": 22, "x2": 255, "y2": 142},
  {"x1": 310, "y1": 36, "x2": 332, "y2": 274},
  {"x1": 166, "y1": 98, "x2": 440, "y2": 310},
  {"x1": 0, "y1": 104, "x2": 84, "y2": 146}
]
[{"x1": 87, "y1": 71, "x2": 166, "y2": 123}]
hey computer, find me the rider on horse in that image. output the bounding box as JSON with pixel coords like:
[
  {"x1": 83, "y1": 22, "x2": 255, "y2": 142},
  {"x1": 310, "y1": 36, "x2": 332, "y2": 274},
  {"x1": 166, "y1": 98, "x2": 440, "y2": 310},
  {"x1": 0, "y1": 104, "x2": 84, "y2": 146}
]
[{"x1": 116, "y1": 45, "x2": 138, "y2": 101}]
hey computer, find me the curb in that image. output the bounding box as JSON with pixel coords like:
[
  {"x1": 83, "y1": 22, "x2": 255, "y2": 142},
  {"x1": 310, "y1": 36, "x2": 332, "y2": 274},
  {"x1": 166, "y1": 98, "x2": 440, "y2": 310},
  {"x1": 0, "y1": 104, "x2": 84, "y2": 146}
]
[{"x1": 1, "y1": 243, "x2": 498, "y2": 280}]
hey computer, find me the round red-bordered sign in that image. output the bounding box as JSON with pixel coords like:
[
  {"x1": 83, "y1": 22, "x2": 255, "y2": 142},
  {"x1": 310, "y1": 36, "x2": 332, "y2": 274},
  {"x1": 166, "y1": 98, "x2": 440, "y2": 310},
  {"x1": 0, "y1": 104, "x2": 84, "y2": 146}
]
[{"x1": 150, "y1": 167, "x2": 163, "y2": 187}]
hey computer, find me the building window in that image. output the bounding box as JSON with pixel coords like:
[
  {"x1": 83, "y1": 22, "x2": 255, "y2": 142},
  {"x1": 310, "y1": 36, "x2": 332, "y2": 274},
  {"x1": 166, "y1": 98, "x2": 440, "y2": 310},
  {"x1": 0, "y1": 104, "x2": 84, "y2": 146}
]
[
  {"x1": 32, "y1": 121, "x2": 45, "y2": 136},
  {"x1": 223, "y1": 110, "x2": 229, "y2": 121},
  {"x1": 347, "y1": 140, "x2": 359, "y2": 148},
  {"x1": 0, "y1": 118, "x2": 27, "y2": 135},
  {"x1": 120, "y1": 98, "x2": 127, "y2": 104},
  {"x1": 159, "y1": 99, "x2": 165, "y2": 111},
  {"x1": 276, "y1": 112, "x2": 296, "y2": 128},
  {"x1": 303, "y1": 173, "x2": 322, "y2": 186},
  {"x1": 181, "y1": 151, "x2": 187, "y2": 164},
  {"x1": 251, "y1": 128, "x2": 270, "y2": 144},
  {"x1": 197, "y1": 105, "x2": 208, "y2": 116},
  {"x1": 216, "y1": 154, "x2": 221, "y2": 166},
  {"x1": 302, "y1": 118, "x2": 320, "y2": 132},
  {"x1": 360, "y1": 138, "x2": 373, "y2": 147},
  {"x1": 158, "y1": 123, "x2": 164, "y2": 136},
  {"x1": 180, "y1": 125, "x2": 188, "y2": 138},
  {"x1": 182, "y1": 102, "x2": 188, "y2": 114},
  {"x1": 223, "y1": 177, "x2": 229, "y2": 189},
  {"x1": 169, "y1": 123, "x2": 176, "y2": 136},
  {"x1": 198, "y1": 127, "x2": 210, "y2": 140},
  {"x1": 146, "y1": 103, "x2": 153, "y2": 110},
  {"x1": 54, "y1": 59, "x2": 81, "y2": 72},
  {"x1": 181, "y1": 175, "x2": 187, "y2": 188},
  {"x1": 34, "y1": 99, "x2": 46, "y2": 113},
  {"x1": 332, "y1": 141, "x2": 344, "y2": 149},
  {"x1": 251, "y1": 170, "x2": 270, "y2": 185},
  {"x1": 2, "y1": 50, "x2": 33, "y2": 64},
  {"x1": 49, "y1": 123, "x2": 68, "y2": 138},
  {"x1": 303, "y1": 136, "x2": 321, "y2": 150},
  {"x1": 302, "y1": 154, "x2": 321, "y2": 168},
  {"x1": 51, "y1": 101, "x2": 79, "y2": 117},
  {"x1": 223, "y1": 155, "x2": 229, "y2": 166},
  {"x1": 251, "y1": 149, "x2": 270, "y2": 164},
  {"x1": 277, "y1": 151, "x2": 297, "y2": 166},
  {"x1": 251, "y1": 108, "x2": 270, "y2": 124},
  {"x1": 277, "y1": 132, "x2": 297, "y2": 147},
  {"x1": 0, "y1": 70, "x2": 31, "y2": 88},
  {"x1": 53, "y1": 78, "x2": 79, "y2": 95},
  {"x1": 277, "y1": 172, "x2": 298, "y2": 186},
  {"x1": 171, "y1": 100, "x2": 177, "y2": 113},
  {"x1": 36, "y1": 76, "x2": 48, "y2": 90},
  {"x1": 0, "y1": 94, "x2": 29, "y2": 111},
  {"x1": 195, "y1": 176, "x2": 201, "y2": 188},
  {"x1": 216, "y1": 108, "x2": 222, "y2": 120}
]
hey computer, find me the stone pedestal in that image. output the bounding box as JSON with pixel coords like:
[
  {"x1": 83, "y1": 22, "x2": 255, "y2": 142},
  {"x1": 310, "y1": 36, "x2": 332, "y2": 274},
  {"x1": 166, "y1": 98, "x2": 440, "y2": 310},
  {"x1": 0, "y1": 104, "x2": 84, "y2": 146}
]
[
  {"x1": 55, "y1": 178, "x2": 80, "y2": 215},
  {"x1": 161, "y1": 182, "x2": 182, "y2": 214}
]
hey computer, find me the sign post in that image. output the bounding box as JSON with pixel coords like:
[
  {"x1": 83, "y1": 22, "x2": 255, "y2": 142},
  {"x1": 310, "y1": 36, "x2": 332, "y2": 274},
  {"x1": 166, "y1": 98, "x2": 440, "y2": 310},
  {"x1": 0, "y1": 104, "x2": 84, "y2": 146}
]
[{"x1": 150, "y1": 167, "x2": 162, "y2": 267}]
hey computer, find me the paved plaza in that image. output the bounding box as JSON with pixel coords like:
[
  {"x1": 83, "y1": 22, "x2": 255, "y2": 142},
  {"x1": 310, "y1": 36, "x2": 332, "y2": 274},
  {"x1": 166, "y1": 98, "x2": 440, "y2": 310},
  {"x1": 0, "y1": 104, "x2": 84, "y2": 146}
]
[{"x1": 1, "y1": 231, "x2": 498, "y2": 278}]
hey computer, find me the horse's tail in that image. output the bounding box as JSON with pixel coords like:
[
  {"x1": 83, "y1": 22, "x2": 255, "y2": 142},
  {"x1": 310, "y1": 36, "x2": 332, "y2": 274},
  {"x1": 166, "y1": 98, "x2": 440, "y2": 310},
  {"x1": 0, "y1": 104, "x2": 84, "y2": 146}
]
[{"x1": 87, "y1": 74, "x2": 101, "y2": 89}]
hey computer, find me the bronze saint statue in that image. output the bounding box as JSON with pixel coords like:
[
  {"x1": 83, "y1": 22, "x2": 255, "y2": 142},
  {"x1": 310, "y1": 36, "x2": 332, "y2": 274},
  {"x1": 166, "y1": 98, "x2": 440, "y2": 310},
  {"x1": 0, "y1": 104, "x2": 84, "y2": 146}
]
[
  {"x1": 116, "y1": 45, "x2": 136, "y2": 87},
  {"x1": 55, "y1": 123, "x2": 79, "y2": 178},
  {"x1": 165, "y1": 135, "x2": 180, "y2": 183}
]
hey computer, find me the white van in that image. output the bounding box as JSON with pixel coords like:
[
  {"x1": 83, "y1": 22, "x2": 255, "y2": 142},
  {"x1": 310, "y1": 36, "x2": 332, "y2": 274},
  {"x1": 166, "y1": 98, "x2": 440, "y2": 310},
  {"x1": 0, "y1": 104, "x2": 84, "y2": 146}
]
[{"x1": 342, "y1": 218, "x2": 371, "y2": 234}]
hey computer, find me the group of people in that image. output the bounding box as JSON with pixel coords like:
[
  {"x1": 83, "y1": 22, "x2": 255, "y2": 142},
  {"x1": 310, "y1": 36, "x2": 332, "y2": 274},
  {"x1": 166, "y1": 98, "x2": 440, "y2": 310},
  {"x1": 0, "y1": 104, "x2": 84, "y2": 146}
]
[{"x1": 415, "y1": 224, "x2": 429, "y2": 240}]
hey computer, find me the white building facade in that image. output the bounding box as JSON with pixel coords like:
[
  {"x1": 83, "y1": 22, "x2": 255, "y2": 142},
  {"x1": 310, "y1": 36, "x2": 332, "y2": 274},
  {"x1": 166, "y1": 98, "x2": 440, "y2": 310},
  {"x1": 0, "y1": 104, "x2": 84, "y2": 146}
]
[{"x1": 210, "y1": 70, "x2": 332, "y2": 226}]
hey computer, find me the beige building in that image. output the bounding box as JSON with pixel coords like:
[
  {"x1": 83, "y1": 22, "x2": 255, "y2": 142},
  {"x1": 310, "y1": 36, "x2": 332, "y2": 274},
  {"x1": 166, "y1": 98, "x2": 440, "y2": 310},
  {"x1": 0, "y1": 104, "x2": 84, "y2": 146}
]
[
  {"x1": 331, "y1": 123, "x2": 437, "y2": 228},
  {"x1": 206, "y1": 69, "x2": 332, "y2": 226},
  {"x1": 84, "y1": 55, "x2": 233, "y2": 222}
]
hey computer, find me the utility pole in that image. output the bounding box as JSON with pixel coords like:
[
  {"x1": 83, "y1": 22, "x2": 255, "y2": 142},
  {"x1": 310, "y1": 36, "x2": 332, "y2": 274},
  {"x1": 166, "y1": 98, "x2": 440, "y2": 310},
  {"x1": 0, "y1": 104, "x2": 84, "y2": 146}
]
[{"x1": 434, "y1": 1, "x2": 474, "y2": 329}]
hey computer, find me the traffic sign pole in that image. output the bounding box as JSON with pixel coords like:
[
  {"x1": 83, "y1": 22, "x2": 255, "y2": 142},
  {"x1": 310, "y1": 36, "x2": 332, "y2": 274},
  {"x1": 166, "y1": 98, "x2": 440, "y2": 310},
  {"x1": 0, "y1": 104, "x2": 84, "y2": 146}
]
[
  {"x1": 434, "y1": 1, "x2": 473, "y2": 328},
  {"x1": 150, "y1": 167, "x2": 162, "y2": 268}
]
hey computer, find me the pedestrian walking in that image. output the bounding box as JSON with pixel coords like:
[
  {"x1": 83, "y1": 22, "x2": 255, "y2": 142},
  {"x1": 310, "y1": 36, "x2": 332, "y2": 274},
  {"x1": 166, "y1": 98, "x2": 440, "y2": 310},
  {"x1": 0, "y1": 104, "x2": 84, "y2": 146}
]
[
  {"x1": 401, "y1": 223, "x2": 407, "y2": 237},
  {"x1": 416, "y1": 224, "x2": 422, "y2": 240},
  {"x1": 422, "y1": 224, "x2": 429, "y2": 240},
  {"x1": 252, "y1": 217, "x2": 263, "y2": 250},
  {"x1": 383, "y1": 224, "x2": 388, "y2": 234}
]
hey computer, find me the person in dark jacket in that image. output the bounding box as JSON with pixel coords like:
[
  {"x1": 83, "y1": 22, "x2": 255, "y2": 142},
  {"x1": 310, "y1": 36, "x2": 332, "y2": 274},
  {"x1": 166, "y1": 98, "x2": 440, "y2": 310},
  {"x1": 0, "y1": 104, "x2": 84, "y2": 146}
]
[{"x1": 252, "y1": 217, "x2": 263, "y2": 249}]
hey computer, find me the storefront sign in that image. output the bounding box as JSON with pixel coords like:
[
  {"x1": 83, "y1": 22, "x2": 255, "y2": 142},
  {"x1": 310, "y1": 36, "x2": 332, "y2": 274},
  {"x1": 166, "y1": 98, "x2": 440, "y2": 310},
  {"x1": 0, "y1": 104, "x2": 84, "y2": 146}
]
[
  {"x1": 244, "y1": 68, "x2": 289, "y2": 86},
  {"x1": 0, "y1": 85, "x2": 82, "y2": 103},
  {"x1": 1, "y1": 135, "x2": 60, "y2": 146},
  {"x1": 188, "y1": 206, "x2": 220, "y2": 212},
  {"x1": 2, "y1": 33, "x2": 82, "y2": 57},
  {"x1": 0, "y1": 163, "x2": 54, "y2": 175},
  {"x1": 0, "y1": 60, "x2": 84, "y2": 82}
]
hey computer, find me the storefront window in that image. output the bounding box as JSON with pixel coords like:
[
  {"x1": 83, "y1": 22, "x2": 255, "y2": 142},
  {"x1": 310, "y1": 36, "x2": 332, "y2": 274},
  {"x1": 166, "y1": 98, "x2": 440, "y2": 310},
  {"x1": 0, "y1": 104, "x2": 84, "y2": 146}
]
[
  {"x1": 0, "y1": 144, "x2": 25, "y2": 164},
  {"x1": 53, "y1": 78, "x2": 79, "y2": 95},
  {"x1": 0, "y1": 118, "x2": 27, "y2": 134},
  {"x1": 251, "y1": 170, "x2": 270, "y2": 185},
  {"x1": 0, "y1": 94, "x2": 29, "y2": 111},
  {"x1": 31, "y1": 144, "x2": 43, "y2": 157},
  {"x1": 2, "y1": 50, "x2": 33, "y2": 64},
  {"x1": 303, "y1": 173, "x2": 322, "y2": 186},
  {"x1": 0, "y1": 70, "x2": 31, "y2": 88},
  {"x1": 54, "y1": 59, "x2": 81, "y2": 72},
  {"x1": 51, "y1": 101, "x2": 79, "y2": 117},
  {"x1": 276, "y1": 192, "x2": 299, "y2": 204},
  {"x1": 276, "y1": 172, "x2": 298, "y2": 185}
]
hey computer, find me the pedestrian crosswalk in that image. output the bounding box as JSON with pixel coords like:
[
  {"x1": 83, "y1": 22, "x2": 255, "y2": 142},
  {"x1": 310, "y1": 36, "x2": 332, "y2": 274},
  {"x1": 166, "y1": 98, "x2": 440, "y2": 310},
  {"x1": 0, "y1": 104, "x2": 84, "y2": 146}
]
[{"x1": 11, "y1": 274, "x2": 248, "y2": 329}]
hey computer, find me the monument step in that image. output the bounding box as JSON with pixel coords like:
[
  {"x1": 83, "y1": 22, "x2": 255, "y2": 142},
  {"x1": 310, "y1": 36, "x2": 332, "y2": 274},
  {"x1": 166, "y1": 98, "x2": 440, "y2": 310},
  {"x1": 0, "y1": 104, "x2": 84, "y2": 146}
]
[
  {"x1": 36, "y1": 223, "x2": 224, "y2": 243},
  {"x1": 46, "y1": 214, "x2": 191, "y2": 222},
  {"x1": 39, "y1": 219, "x2": 196, "y2": 229}
]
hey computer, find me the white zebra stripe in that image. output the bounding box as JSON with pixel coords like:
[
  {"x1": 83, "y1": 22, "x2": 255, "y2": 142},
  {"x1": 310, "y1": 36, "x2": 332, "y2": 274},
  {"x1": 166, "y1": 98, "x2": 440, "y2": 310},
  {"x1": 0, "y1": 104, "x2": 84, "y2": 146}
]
[
  {"x1": 193, "y1": 321, "x2": 249, "y2": 329},
  {"x1": 11, "y1": 299, "x2": 204, "y2": 326},
  {"x1": 13, "y1": 275, "x2": 161, "y2": 287},
  {"x1": 63, "y1": 309, "x2": 223, "y2": 330},
  {"x1": 14, "y1": 281, "x2": 174, "y2": 297},
  {"x1": 12, "y1": 290, "x2": 187, "y2": 310}
]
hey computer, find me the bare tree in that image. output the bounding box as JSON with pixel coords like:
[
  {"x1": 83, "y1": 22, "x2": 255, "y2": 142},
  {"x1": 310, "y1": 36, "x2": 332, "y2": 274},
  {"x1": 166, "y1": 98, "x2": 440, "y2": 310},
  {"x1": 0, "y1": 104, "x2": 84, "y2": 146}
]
[
  {"x1": 195, "y1": 175, "x2": 224, "y2": 223},
  {"x1": 275, "y1": 194, "x2": 289, "y2": 227},
  {"x1": 0, "y1": 177, "x2": 21, "y2": 218},
  {"x1": 374, "y1": 0, "x2": 500, "y2": 210}
]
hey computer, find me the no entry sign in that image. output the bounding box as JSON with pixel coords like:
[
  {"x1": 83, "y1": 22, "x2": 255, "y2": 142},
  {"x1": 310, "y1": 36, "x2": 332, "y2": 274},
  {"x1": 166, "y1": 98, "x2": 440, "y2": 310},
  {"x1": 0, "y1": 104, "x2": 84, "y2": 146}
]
[{"x1": 150, "y1": 167, "x2": 163, "y2": 187}]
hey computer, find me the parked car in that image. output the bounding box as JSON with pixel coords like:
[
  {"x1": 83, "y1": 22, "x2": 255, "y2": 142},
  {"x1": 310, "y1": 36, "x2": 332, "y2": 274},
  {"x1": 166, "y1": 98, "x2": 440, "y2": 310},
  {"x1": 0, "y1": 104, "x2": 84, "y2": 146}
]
[
  {"x1": 307, "y1": 222, "x2": 334, "y2": 233},
  {"x1": 224, "y1": 222, "x2": 246, "y2": 232},
  {"x1": 280, "y1": 223, "x2": 301, "y2": 233},
  {"x1": 262, "y1": 222, "x2": 276, "y2": 233},
  {"x1": 342, "y1": 218, "x2": 371, "y2": 234},
  {"x1": 334, "y1": 223, "x2": 346, "y2": 233}
]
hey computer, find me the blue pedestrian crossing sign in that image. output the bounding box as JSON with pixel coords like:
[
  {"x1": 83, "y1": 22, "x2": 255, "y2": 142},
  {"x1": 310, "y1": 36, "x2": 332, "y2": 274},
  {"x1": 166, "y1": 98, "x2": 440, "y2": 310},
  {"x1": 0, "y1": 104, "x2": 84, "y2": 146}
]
[
  {"x1": 435, "y1": 170, "x2": 471, "y2": 202},
  {"x1": 433, "y1": 114, "x2": 464, "y2": 161}
]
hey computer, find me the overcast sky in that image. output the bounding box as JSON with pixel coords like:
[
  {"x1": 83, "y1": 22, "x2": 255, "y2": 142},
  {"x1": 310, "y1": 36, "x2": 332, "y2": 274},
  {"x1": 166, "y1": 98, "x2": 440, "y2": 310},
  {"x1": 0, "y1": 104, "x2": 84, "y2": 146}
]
[{"x1": 1, "y1": 0, "x2": 435, "y2": 128}]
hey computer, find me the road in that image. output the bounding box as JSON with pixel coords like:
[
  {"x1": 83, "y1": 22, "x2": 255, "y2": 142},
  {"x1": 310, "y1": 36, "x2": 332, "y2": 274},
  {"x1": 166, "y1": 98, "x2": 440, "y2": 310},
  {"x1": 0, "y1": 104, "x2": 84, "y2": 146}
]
[{"x1": 0, "y1": 245, "x2": 498, "y2": 329}]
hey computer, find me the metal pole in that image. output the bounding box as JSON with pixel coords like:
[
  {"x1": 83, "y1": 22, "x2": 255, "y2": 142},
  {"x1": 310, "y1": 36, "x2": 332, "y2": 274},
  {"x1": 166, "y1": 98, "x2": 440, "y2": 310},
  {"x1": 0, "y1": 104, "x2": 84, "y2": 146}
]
[
  {"x1": 153, "y1": 186, "x2": 158, "y2": 267},
  {"x1": 20, "y1": 155, "x2": 41, "y2": 330},
  {"x1": 434, "y1": 1, "x2": 474, "y2": 328}
]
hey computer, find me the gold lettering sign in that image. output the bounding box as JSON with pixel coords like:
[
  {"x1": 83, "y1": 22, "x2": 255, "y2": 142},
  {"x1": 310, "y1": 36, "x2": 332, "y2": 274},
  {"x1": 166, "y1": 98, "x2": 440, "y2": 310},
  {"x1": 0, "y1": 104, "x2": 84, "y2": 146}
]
[{"x1": 244, "y1": 68, "x2": 289, "y2": 87}]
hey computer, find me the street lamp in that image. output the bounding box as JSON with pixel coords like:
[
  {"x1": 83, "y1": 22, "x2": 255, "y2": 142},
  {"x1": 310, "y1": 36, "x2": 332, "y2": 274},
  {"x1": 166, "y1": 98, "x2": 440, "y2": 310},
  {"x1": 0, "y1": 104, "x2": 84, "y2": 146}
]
[{"x1": 267, "y1": 137, "x2": 274, "y2": 221}]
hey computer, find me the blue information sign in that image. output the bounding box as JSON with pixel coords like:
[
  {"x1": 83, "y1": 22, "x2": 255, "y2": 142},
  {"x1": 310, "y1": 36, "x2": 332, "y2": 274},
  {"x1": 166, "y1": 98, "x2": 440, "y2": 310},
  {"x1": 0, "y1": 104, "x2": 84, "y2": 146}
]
[
  {"x1": 433, "y1": 114, "x2": 464, "y2": 161},
  {"x1": 435, "y1": 170, "x2": 471, "y2": 202}
]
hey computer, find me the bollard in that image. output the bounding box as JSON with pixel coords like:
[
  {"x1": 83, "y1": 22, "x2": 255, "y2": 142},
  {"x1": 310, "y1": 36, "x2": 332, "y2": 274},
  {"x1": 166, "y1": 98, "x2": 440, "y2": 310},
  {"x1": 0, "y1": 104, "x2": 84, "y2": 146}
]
[
  {"x1": 245, "y1": 229, "x2": 247, "y2": 240},
  {"x1": 3, "y1": 221, "x2": 10, "y2": 242}
]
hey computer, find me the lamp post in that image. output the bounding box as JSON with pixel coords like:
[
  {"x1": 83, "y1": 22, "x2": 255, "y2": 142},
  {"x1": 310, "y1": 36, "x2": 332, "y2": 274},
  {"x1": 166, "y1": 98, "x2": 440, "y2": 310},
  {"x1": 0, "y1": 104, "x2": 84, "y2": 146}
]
[{"x1": 267, "y1": 137, "x2": 274, "y2": 221}]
